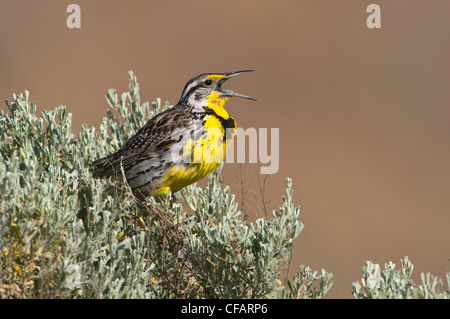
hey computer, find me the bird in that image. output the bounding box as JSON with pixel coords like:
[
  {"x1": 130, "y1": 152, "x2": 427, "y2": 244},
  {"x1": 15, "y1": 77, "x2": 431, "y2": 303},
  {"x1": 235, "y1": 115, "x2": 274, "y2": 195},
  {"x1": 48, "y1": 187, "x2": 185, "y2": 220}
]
[{"x1": 91, "y1": 70, "x2": 255, "y2": 196}]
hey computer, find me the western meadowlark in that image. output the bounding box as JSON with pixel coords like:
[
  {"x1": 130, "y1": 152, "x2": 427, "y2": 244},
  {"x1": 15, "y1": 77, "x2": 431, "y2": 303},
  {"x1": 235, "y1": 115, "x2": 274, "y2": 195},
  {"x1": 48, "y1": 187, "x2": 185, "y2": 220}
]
[{"x1": 91, "y1": 70, "x2": 254, "y2": 196}]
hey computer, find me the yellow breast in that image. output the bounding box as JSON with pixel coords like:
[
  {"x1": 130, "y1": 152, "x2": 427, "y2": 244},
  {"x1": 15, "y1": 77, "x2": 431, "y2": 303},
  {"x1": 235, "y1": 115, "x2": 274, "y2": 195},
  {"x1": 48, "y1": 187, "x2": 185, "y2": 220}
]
[{"x1": 155, "y1": 114, "x2": 236, "y2": 195}]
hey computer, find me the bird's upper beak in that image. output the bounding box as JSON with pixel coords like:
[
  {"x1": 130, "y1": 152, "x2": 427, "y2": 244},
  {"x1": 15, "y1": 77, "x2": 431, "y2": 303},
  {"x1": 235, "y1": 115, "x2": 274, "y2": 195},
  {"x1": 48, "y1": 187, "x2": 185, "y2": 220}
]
[{"x1": 218, "y1": 70, "x2": 256, "y2": 101}]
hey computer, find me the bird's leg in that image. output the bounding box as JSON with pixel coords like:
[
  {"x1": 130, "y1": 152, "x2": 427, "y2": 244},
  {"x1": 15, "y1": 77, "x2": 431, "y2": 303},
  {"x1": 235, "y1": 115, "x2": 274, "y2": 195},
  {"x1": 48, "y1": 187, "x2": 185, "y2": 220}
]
[{"x1": 169, "y1": 192, "x2": 175, "y2": 210}]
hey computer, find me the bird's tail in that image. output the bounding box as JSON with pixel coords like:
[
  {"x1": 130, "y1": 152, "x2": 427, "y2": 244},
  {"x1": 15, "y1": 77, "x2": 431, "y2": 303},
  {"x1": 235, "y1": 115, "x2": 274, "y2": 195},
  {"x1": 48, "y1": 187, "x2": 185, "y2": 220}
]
[{"x1": 90, "y1": 155, "x2": 116, "y2": 178}]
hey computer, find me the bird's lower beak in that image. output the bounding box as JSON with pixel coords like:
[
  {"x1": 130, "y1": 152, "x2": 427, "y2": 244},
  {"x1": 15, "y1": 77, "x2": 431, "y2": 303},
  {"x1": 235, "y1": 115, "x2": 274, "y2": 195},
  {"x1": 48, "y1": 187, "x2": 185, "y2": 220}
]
[{"x1": 218, "y1": 70, "x2": 256, "y2": 101}]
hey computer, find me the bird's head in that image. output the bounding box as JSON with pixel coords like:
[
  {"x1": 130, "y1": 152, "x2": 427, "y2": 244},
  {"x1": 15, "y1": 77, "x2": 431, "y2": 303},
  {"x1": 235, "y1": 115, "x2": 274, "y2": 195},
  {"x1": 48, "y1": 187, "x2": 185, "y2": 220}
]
[{"x1": 178, "y1": 70, "x2": 255, "y2": 118}]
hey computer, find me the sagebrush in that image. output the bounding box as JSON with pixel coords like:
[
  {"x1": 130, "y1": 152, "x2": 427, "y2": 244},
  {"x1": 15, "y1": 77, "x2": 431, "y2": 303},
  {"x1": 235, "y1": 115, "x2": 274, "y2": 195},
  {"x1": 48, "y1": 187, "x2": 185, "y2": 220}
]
[
  {"x1": 352, "y1": 256, "x2": 450, "y2": 299},
  {"x1": 0, "y1": 72, "x2": 333, "y2": 298}
]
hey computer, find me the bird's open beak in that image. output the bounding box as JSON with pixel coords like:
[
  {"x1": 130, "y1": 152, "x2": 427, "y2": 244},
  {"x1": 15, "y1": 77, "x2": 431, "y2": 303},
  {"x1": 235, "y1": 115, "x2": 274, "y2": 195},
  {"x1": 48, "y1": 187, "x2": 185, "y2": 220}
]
[{"x1": 218, "y1": 70, "x2": 256, "y2": 101}]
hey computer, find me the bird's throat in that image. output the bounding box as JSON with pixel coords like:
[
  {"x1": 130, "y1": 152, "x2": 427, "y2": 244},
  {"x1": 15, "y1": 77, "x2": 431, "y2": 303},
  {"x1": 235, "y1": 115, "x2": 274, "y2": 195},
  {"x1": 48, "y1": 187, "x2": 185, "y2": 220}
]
[{"x1": 206, "y1": 91, "x2": 231, "y2": 120}]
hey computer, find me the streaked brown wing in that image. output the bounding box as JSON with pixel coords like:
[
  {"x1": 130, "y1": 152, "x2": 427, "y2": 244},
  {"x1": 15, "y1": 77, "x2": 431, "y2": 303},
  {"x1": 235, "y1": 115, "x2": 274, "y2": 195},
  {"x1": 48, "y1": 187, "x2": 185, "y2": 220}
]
[{"x1": 91, "y1": 106, "x2": 192, "y2": 178}]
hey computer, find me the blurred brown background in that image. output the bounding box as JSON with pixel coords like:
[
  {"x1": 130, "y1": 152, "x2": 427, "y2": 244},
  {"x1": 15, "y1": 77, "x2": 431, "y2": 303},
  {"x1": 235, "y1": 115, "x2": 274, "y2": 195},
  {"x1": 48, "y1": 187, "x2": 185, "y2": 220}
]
[{"x1": 1, "y1": 0, "x2": 449, "y2": 298}]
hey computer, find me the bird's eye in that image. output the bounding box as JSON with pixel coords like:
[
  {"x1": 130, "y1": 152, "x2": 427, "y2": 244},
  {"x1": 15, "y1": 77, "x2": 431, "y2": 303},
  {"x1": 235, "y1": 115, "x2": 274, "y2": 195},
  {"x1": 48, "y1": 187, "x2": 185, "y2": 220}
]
[{"x1": 204, "y1": 79, "x2": 212, "y2": 86}]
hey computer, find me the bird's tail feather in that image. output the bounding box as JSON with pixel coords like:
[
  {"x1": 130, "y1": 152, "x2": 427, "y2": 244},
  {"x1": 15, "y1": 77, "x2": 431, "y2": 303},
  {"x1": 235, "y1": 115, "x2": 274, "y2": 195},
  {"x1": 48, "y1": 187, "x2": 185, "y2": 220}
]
[{"x1": 90, "y1": 156, "x2": 116, "y2": 178}]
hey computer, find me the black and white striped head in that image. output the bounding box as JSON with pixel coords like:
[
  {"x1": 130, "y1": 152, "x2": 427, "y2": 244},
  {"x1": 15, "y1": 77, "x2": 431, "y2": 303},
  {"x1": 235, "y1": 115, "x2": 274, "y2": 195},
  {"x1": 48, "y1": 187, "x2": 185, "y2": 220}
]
[{"x1": 177, "y1": 70, "x2": 255, "y2": 107}]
